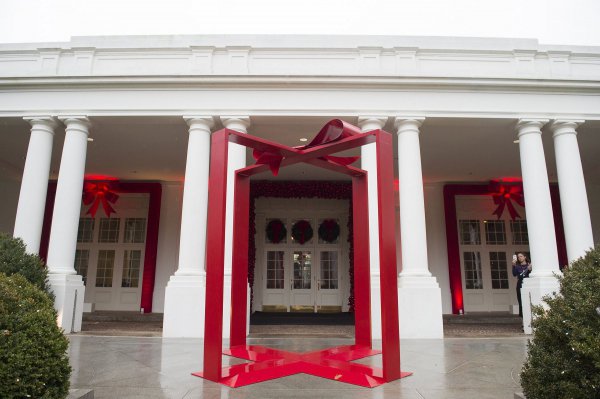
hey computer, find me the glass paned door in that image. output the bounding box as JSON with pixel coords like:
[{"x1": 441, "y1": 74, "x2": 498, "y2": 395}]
[
  {"x1": 261, "y1": 250, "x2": 287, "y2": 312},
  {"x1": 258, "y1": 214, "x2": 347, "y2": 313},
  {"x1": 293, "y1": 251, "x2": 312, "y2": 289},
  {"x1": 75, "y1": 213, "x2": 147, "y2": 311},
  {"x1": 458, "y1": 213, "x2": 530, "y2": 313},
  {"x1": 316, "y1": 251, "x2": 341, "y2": 312},
  {"x1": 266, "y1": 251, "x2": 285, "y2": 289},
  {"x1": 290, "y1": 251, "x2": 314, "y2": 312}
]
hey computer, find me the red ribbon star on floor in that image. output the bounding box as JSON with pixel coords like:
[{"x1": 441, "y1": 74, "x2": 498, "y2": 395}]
[{"x1": 193, "y1": 344, "x2": 412, "y2": 388}]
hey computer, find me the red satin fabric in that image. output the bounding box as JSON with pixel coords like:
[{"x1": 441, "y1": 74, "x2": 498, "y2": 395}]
[
  {"x1": 252, "y1": 119, "x2": 362, "y2": 176},
  {"x1": 83, "y1": 181, "x2": 120, "y2": 217},
  {"x1": 489, "y1": 180, "x2": 525, "y2": 220}
]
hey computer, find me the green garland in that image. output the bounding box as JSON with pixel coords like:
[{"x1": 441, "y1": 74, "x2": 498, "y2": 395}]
[{"x1": 318, "y1": 219, "x2": 340, "y2": 243}]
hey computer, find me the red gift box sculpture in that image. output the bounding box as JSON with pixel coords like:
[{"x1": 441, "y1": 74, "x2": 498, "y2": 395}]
[{"x1": 193, "y1": 119, "x2": 411, "y2": 388}]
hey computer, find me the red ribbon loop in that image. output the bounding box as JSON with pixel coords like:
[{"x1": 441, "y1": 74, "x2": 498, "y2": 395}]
[
  {"x1": 83, "y1": 181, "x2": 120, "y2": 218},
  {"x1": 489, "y1": 180, "x2": 524, "y2": 220},
  {"x1": 252, "y1": 119, "x2": 362, "y2": 176}
]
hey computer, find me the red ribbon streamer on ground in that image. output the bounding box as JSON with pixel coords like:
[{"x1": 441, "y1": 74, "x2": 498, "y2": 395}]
[
  {"x1": 489, "y1": 180, "x2": 524, "y2": 220},
  {"x1": 252, "y1": 119, "x2": 362, "y2": 176},
  {"x1": 83, "y1": 181, "x2": 120, "y2": 218}
]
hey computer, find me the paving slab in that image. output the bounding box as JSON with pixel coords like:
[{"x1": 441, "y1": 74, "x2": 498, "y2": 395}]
[{"x1": 68, "y1": 335, "x2": 527, "y2": 399}]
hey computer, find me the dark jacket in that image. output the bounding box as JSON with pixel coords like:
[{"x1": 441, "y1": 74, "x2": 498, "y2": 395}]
[{"x1": 513, "y1": 263, "x2": 530, "y2": 283}]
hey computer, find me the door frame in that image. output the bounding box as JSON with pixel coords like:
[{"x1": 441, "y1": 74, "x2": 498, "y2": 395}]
[
  {"x1": 443, "y1": 183, "x2": 567, "y2": 314},
  {"x1": 40, "y1": 181, "x2": 162, "y2": 312},
  {"x1": 256, "y1": 211, "x2": 348, "y2": 313}
]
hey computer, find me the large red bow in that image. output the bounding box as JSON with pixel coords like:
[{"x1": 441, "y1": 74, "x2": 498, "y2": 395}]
[
  {"x1": 489, "y1": 179, "x2": 524, "y2": 220},
  {"x1": 83, "y1": 181, "x2": 120, "y2": 218},
  {"x1": 252, "y1": 119, "x2": 362, "y2": 176}
]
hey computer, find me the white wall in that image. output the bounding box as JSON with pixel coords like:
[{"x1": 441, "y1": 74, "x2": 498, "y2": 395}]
[
  {"x1": 424, "y1": 183, "x2": 453, "y2": 314},
  {"x1": 152, "y1": 182, "x2": 183, "y2": 313}
]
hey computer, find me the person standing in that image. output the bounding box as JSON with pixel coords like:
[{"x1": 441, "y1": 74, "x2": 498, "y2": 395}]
[{"x1": 512, "y1": 252, "x2": 532, "y2": 317}]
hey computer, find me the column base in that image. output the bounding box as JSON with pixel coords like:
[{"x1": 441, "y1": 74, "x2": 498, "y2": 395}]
[
  {"x1": 163, "y1": 273, "x2": 247, "y2": 339},
  {"x1": 370, "y1": 277, "x2": 382, "y2": 340},
  {"x1": 48, "y1": 273, "x2": 85, "y2": 333},
  {"x1": 163, "y1": 274, "x2": 206, "y2": 338},
  {"x1": 398, "y1": 275, "x2": 444, "y2": 339},
  {"x1": 521, "y1": 276, "x2": 561, "y2": 335}
]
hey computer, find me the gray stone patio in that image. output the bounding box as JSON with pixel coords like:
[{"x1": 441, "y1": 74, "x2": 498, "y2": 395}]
[{"x1": 68, "y1": 335, "x2": 527, "y2": 398}]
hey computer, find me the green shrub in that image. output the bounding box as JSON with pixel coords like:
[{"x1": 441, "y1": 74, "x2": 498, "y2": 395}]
[
  {"x1": 0, "y1": 273, "x2": 71, "y2": 398},
  {"x1": 0, "y1": 233, "x2": 52, "y2": 298},
  {"x1": 520, "y1": 247, "x2": 600, "y2": 399}
]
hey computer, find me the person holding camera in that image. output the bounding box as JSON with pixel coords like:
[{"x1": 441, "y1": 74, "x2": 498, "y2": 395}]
[{"x1": 512, "y1": 252, "x2": 532, "y2": 317}]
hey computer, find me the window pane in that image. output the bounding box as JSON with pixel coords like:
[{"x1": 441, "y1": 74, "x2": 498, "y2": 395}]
[
  {"x1": 490, "y1": 252, "x2": 509, "y2": 289},
  {"x1": 510, "y1": 220, "x2": 529, "y2": 245},
  {"x1": 266, "y1": 251, "x2": 285, "y2": 289},
  {"x1": 459, "y1": 220, "x2": 481, "y2": 245},
  {"x1": 74, "y1": 249, "x2": 90, "y2": 285},
  {"x1": 77, "y1": 218, "x2": 95, "y2": 243},
  {"x1": 122, "y1": 250, "x2": 142, "y2": 287},
  {"x1": 98, "y1": 218, "x2": 120, "y2": 243},
  {"x1": 293, "y1": 251, "x2": 311, "y2": 289},
  {"x1": 464, "y1": 251, "x2": 483, "y2": 289},
  {"x1": 124, "y1": 218, "x2": 147, "y2": 243},
  {"x1": 320, "y1": 251, "x2": 338, "y2": 290},
  {"x1": 95, "y1": 250, "x2": 115, "y2": 287},
  {"x1": 484, "y1": 220, "x2": 507, "y2": 245}
]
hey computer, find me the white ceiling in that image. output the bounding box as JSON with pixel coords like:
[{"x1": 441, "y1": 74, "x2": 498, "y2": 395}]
[{"x1": 1, "y1": 115, "x2": 600, "y2": 185}]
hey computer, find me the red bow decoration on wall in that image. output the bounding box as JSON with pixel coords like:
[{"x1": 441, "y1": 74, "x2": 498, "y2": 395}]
[
  {"x1": 488, "y1": 179, "x2": 524, "y2": 220},
  {"x1": 83, "y1": 181, "x2": 120, "y2": 218},
  {"x1": 252, "y1": 119, "x2": 362, "y2": 176}
]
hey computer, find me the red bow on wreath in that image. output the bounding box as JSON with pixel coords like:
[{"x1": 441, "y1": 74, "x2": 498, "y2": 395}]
[
  {"x1": 252, "y1": 119, "x2": 362, "y2": 176},
  {"x1": 83, "y1": 181, "x2": 120, "y2": 218},
  {"x1": 292, "y1": 220, "x2": 313, "y2": 245},
  {"x1": 488, "y1": 179, "x2": 524, "y2": 220}
]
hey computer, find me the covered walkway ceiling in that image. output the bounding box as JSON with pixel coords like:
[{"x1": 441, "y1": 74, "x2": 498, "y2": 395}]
[{"x1": 1, "y1": 116, "x2": 599, "y2": 184}]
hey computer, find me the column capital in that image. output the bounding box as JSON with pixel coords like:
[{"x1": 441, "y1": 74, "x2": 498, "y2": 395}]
[
  {"x1": 515, "y1": 119, "x2": 549, "y2": 137},
  {"x1": 550, "y1": 119, "x2": 585, "y2": 138},
  {"x1": 59, "y1": 116, "x2": 91, "y2": 135},
  {"x1": 357, "y1": 116, "x2": 387, "y2": 132},
  {"x1": 183, "y1": 116, "x2": 214, "y2": 132},
  {"x1": 221, "y1": 116, "x2": 251, "y2": 133},
  {"x1": 23, "y1": 116, "x2": 58, "y2": 132},
  {"x1": 394, "y1": 117, "x2": 425, "y2": 134}
]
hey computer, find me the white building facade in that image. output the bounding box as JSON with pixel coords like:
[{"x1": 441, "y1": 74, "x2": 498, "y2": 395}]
[{"x1": 1, "y1": 35, "x2": 599, "y2": 338}]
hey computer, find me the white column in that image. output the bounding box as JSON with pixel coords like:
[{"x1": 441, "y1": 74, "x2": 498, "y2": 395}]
[
  {"x1": 163, "y1": 116, "x2": 214, "y2": 337},
  {"x1": 46, "y1": 116, "x2": 90, "y2": 333},
  {"x1": 13, "y1": 117, "x2": 56, "y2": 254},
  {"x1": 550, "y1": 120, "x2": 594, "y2": 263},
  {"x1": 516, "y1": 119, "x2": 561, "y2": 334},
  {"x1": 396, "y1": 118, "x2": 429, "y2": 277},
  {"x1": 357, "y1": 116, "x2": 386, "y2": 340},
  {"x1": 221, "y1": 116, "x2": 250, "y2": 339},
  {"x1": 394, "y1": 117, "x2": 443, "y2": 338}
]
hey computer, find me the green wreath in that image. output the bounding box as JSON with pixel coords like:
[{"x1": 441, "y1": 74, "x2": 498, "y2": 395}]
[
  {"x1": 291, "y1": 220, "x2": 313, "y2": 244},
  {"x1": 266, "y1": 219, "x2": 286, "y2": 243},
  {"x1": 318, "y1": 219, "x2": 340, "y2": 243}
]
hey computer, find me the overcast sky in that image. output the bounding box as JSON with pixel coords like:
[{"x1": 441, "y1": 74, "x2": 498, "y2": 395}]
[{"x1": 1, "y1": 0, "x2": 600, "y2": 46}]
